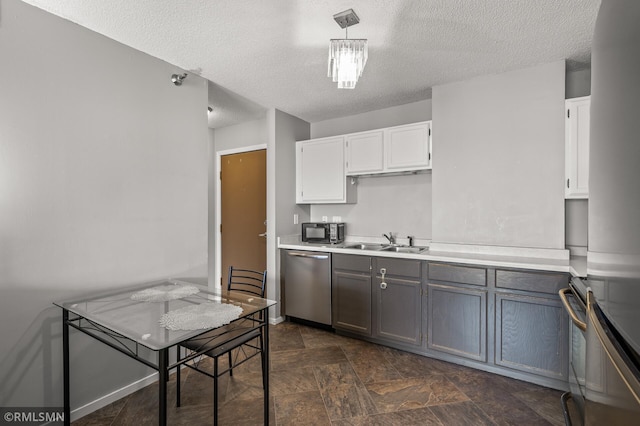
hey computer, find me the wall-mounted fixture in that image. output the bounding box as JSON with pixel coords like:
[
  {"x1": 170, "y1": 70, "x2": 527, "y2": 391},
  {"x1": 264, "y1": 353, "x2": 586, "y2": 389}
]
[
  {"x1": 171, "y1": 73, "x2": 187, "y2": 86},
  {"x1": 328, "y1": 9, "x2": 368, "y2": 89},
  {"x1": 207, "y1": 107, "x2": 213, "y2": 113}
]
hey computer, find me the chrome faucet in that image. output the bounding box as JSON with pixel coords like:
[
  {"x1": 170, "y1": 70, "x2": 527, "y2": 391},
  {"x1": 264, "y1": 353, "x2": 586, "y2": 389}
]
[{"x1": 383, "y1": 232, "x2": 396, "y2": 245}]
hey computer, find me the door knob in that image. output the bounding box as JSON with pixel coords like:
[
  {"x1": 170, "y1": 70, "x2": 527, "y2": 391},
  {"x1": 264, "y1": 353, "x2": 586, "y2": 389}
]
[{"x1": 258, "y1": 232, "x2": 267, "y2": 238}]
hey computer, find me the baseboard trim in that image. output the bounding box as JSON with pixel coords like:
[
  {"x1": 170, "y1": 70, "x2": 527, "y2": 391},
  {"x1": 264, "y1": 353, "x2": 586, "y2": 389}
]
[
  {"x1": 71, "y1": 373, "x2": 158, "y2": 422},
  {"x1": 270, "y1": 316, "x2": 285, "y2": 325}
]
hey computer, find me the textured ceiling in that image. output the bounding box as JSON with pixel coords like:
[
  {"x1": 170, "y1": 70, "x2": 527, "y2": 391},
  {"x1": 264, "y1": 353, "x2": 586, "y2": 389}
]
[{"x1": 22, "y1": 0, "x2": 601, "y2": 128}]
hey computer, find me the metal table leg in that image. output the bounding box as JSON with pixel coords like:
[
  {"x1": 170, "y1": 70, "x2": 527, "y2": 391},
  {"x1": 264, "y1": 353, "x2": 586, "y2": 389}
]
[
  {"x1": 158, "y1": 349, "x2": 168, "y2": 426},
  {"x1": 263, "y1": 311, "x2": 270, "y2": 425},
  {"x1": 63, "y1": 309, "x2": 70, "y2": 426}
]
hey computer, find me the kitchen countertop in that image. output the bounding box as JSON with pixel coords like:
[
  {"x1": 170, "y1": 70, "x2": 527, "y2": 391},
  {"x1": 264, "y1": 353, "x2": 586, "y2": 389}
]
[{"x1": 278, "y1": 237, "x2": 587, "y2": 278}]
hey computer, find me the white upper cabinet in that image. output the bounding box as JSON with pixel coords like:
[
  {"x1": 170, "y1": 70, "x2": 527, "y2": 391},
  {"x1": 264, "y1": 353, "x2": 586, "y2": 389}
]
[
  {"x1": 345, "y1": 130, "x2": 384, "y2": 175},
  {"x1": 385, "y1": 121, "x2": 432, "y2": 172},
  {"x1": 565, "y1": 96, "x2": 590, "y2": 199},
  {"x1": 344, "y1": 121, "x2": 432, "y2": 176},
  {"x1": 296, "y1": 136, "x2": 356, "y2": 204},
  {"x1": 296, "y1": 121, "x2": 431, "y2": 204}
]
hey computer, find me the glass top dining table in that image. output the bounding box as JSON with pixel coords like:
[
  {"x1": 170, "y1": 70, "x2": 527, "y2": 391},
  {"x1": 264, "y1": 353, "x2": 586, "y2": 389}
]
[
  {"x1": 54, "y1": 279, "x2": 276, "y2": 425},
  {"x1": 54, "y1": 279, "x2": 276, "y2": 350}
]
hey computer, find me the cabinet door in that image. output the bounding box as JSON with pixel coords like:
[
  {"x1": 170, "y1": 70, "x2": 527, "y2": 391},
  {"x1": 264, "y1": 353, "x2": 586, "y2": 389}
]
[
  {"x1": 345, "y1": 130, "x2": 384, "y2": 175},
  {"x1": 565, "y1": 96, "x2": 590, "y2": 199},
  {"x1": 385, "y1": 121, "x2": 431, "y2": 171},
  {"x1": 296, "y1": 137, "x2": 349, "y2": 203},
  {"x1": 495, "y1": 292, "x2": 568, "y2": 380},
  {"x1": 332, "y1": 270, "x2": 372, "y2": 335},
  {"x1": 373, "y1": 276, "x2": 421, "y2": 346},
  {"x1": 427, "y1": 283, "x2": 487, "y2": 362}
]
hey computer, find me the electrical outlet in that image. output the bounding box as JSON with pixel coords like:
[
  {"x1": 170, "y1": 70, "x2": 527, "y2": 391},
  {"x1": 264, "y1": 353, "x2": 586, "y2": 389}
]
[
  {"x1": 322, "y1": 216, "x2": 328, "y2": 222},
  {"x1": 332, "y1": 216, "x2": 342, "y2": 222},
  {"x1": 293, "y1": 214, "x2": 298, "y2": 225}
]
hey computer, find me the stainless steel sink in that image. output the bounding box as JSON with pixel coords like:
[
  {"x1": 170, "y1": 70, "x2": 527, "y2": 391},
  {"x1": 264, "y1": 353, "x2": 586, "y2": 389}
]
[
  {"x1": 342, "y1": 243, "x2": 386, "y2": 251},
  {"x1": 380, "y1": 246, "x2": 427, "y2": 253},
  {"x1": 342, "y1": 243, "x2": 428, "y2": 253}
]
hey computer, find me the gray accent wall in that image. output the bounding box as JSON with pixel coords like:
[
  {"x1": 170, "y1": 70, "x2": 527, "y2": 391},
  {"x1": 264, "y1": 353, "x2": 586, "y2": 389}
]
[
  {"x1": 566, "y1": 68, "x2": 592, "y2": 99},
  {"x1": 0, "y1": 0, "x2": 208, "y2": 411},
  {"x1": 432, "y1": 61, "x2": 566, "y2": 249},
  {"x1": 566, "y1": 199, "x2": 589, "y2": 249},
  {"x1": 210, "y1": 118, "x2": 268, "y2": 286},
  {"x1": 212, "y1": 111, "x2": 310, "y2": 320},
  {"x1": 271, "y1": 109, "x2": 311, "y2": 317}
]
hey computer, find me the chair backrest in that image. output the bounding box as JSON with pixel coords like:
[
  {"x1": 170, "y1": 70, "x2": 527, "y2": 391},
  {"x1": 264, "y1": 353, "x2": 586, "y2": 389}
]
[{"x1": 227, "y1": 266, "x2": 267, "y2": 298}]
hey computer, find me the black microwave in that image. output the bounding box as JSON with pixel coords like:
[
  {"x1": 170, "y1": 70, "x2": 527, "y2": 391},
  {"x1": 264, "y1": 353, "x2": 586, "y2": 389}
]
[{"x1": 301, "y1": 222, "x2": 345, "y2": 244}]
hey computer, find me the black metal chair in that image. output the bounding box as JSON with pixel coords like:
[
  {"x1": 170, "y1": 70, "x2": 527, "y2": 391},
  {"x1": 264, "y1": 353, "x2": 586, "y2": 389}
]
[{"x1": 176, "y1": 266, "x2": 267, "y2": 424}]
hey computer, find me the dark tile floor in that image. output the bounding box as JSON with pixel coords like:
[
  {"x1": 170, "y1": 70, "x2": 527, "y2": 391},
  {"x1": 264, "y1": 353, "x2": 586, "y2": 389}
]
[{"x1": 74, "y1": 322, "x2": 569, "y2": 425}]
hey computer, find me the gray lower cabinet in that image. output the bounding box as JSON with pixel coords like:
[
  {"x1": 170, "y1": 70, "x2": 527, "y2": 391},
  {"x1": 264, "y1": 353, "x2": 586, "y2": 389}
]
[
  {"x1": 372, "y1": 258, "x2": 422, "y2": 347},
  {"x1": 426, "y1": 263, "x2": 488, "y2": 362},
  {"x1": 427, "y1": 283, "x2": 487, "y2": 361},
  {"x1": 332, "y1": 254, "x2": 372, "y2": 336},
  {"x1": 494, "y1": 268, "x2": 569, "y2": 381},
  {"x1": 328, "y1": 253, "x2": 570, "y2": 390}
]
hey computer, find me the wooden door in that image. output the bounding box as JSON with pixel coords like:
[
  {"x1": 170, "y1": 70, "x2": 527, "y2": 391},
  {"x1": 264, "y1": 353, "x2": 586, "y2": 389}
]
[{"x1": 221, "y1": 149, "x2": 267, "y2": 288}]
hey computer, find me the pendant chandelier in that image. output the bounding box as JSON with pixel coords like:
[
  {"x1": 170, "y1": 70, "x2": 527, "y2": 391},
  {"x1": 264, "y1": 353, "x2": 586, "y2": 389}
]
[{"x1": 328, "y1": 9, "x2": 368, "y2": 89}]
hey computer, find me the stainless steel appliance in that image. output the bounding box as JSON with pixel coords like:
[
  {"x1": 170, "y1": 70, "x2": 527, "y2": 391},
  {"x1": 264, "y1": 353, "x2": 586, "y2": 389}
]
[
  {"x1": 301, "y1": 222, "x2": 345, "y2": 244},
  {"x1": 560, "y1": 277, "x2": 589, "y2": 424},
  {"x1": 576, "y1": 2, "x2": 640, "y2": 424},
  {"x1": 283, "y1": 250, "x2": 332, "y2": 325},
  {"x1": 583, "y1": 284, "x2": 640, "y2": 425}
]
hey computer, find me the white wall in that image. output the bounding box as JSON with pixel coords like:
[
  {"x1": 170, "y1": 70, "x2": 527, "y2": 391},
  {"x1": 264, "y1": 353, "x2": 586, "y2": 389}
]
[
  {"x1": 432, "y1": 61, "x2": 566, "y2": 251},
  {"x1": 311, "y1": 99, "x2": 432, "y2": 139},
  {"x1": 309, "y1": 100, "x2": 433, "y2": 240},
  {"x1": 311, "y1": 173, "x2": 432, "y2": 241},
  {"x1": 0, "y1": 0, "x2": 208, "y2": 411},
  {"x1": 564, "y1": 68, "x2": 591, "y2": 252}
]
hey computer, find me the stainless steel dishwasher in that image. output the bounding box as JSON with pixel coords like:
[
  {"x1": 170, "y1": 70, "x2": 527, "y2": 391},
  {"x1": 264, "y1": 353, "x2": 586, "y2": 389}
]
[{"x1": 283, "y1": 250, "x2": 331, "y2": 325}]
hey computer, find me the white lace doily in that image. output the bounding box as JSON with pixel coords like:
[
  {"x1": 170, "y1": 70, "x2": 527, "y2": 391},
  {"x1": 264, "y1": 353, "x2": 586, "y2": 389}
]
[
  {"x1": 159, "y1": 303, "x2": 243, "y2": 331},
  {"x1": 130, "y1": 283, "x2": 200, "y2": 303}
]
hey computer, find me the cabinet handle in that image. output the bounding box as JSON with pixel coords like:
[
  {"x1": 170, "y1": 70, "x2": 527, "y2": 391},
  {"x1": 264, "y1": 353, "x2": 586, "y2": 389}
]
[
  {"x1": 288, "y1": 252, "x2": 329, "y2": 260},
  {"x1": 380, "y1": 268, "x2": 387, "y2": 289},
  {"x1": 567, "y1": 178, "x2": 570, "y2": 189}
]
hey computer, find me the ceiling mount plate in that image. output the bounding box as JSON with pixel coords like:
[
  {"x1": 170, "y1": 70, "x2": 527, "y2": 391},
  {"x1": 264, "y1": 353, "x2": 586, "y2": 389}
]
[{"x1": 333, "y1": 9, "x2": 360, "y2": 29}]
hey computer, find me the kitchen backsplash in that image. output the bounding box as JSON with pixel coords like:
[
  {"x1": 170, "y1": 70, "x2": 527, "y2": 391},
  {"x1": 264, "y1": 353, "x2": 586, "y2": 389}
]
[{"x1": 310, "y1": 172, "x2": 432, "y2": 240}]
